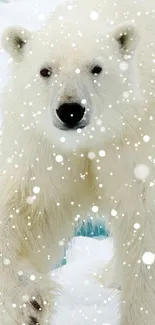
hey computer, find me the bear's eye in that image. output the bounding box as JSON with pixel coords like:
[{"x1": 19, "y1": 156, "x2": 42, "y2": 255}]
[
  {"x1": 91, "y1": 65, "x2": 102, "y2": 75},
  {"x1": 40, "y1": 68, "x2": 52, "y2": 78}
]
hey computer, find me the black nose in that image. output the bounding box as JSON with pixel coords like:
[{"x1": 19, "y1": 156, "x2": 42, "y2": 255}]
[{"x1": 56, "y1": 102, "x2": 85, "y2": 128}]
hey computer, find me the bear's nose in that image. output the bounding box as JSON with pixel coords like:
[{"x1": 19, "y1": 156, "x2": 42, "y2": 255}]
[{"x1": 56, "y1": 102, "x2": 85, "y2": 128}]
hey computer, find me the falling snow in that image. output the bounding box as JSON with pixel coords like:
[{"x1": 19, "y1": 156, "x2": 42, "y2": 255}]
[
  {"x1": 111, "y1": 209, "x2": 117, "y2": 217},
  {"x1": 99, "y1": 150, "x2": 106, "y2": 157},
  {"x1": 33, "y1": 186, "x2": 40, "y2": 194},
  {"x1": 26, "y1": 196, "x2": 35, "y2": 204},
  {"x1": 55, "y1": 155, "x2": 63, "y2": 163},
  {"x1": 143, "y1": 135, "x2": 150, "y2": 143},
  {"x1": 75, "y1": 68, "x2": 80, "y2": 74},
  {"x1": 60, "y1": 137, "x2": 66, "y2": 142},
  {"x1": 30, "y1": 274, "x2": 36, "y2": 281},
  {"x1": 22, "y1": 295, "x2": 29, "y2": 302},
  {"x1": 92, "y1": 206, "x2": 99, "y2": 213},
  {"x1": 3, "y1": 258, "x2": 10, "y2": 266},
  {"x1": 134, "y1": 164, "x2": 150, "y2": 180},
  {"x1": 0, "y1": 0, "x2": 155, "y2": 324},
  {"x1": 88, "y1": 152, "x2": 96, "y2": 160},
  {"x1": 119, "y1": 61, "x2": 129, "y2": 71},
  {"x1": 134, "y1": 223, "x2": 140, "y2": 230},
  {"x1": 142, "y1": 252, "x2": 155, "y2": 265},
  {"x1": 81, "y1": 99, "x2": 87, "y2": 105},
  {"x1": 89, "y1": 11, "x2": 99, "y2": 20},
  {"x1": 123, "y1": 91, "x2": 129, "y2": 99}
]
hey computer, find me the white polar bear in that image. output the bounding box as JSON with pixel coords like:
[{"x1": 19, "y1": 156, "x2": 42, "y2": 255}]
[{"x1": 1, "y1": 0, "x2": 155, "y2": 324}]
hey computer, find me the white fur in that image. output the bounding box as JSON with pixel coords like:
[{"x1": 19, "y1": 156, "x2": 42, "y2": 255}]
[{"x1": 1, "y1": 0, "x2": 155, "y2": 324}]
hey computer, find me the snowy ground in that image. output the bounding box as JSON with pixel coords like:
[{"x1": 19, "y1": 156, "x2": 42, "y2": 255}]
[
  {"x1": 52, "y1": 237, "x2": 120, "y2": 325},
  {"x1": 0, "y1": 2, "x2": 120, "y2": 324}
]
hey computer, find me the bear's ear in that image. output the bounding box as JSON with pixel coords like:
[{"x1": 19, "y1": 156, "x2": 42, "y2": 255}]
[
  {"x1": 112, "y1": 21, "x2": 139, "y2": 54},
  {"x1": 2, "y1": 26, "x2": 31, "y2": 60}
]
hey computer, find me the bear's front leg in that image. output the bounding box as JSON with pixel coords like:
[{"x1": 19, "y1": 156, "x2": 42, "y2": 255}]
[
  {"x1": 114, "y1": 208, "x2": 155, "y2": 325},
  {"x1": 0, "y1": 249, "x2": 56, "y2": 325},
  {"x1": 0, "y1": 216, "x2": 58, "y2": 325}
]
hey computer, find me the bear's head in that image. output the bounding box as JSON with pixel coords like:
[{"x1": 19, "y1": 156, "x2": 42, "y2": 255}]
[{"x1": 2, "y1": 13, "x2": 140, "y2": 152}]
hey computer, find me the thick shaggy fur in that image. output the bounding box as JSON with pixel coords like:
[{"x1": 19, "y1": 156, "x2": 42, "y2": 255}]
[{"x1": 1, "y1": 0, "x2": 155, "y2": 324}]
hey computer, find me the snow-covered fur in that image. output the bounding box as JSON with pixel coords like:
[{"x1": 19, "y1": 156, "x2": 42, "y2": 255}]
[{"x1": 1, "y1": 0, "x2": 155, "y2": 324}]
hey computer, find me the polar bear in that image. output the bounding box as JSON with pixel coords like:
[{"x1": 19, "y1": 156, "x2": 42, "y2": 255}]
[{"x1": 1, "y1": 0, "x2": 155, "y2": 324}]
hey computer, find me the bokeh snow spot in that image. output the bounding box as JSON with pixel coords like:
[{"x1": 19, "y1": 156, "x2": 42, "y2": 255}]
[
  {"x1": 75, "y1": 68, "x2": 80, "y2": 74},
  {"x1": 111, "y1": 209, "x2": 117, "y2": 217},
  {"x1": 33, "y1": 186, "x2": 40, "y2": 194},
  {"x1": 68, "y1": 5, "x2": 73, "y2": 10},
  {"x1": 7, "y1": 157, "x2": 12, "y2": 163},
  {"x1": 81, "y1": 99, "x2": 87, "y2": 105},
  {"x1": 3, "y1": 258, "x2": 10, "y2": 266},
  {"x1": 92, "y1": 206, "x2": 99, "y2": 213},
  {"x1": 119, "y1": 61, "x2": 129, "y2": 71},
  {"x1": 56, "y1": 155, "x2": 63, "y2": 163},
  {"x1": 22, "y1": 295, "x2": 29, "y2": 302},
  {"x1": 26, "y1": 196, "x2": 35, "y2": 204},
  {"x1": 134, "y1": 223, "x2": 140, "y2": 230},
  {"x1": 143, "y1": 135, "x2": 150, "y2": 143},
  {"x1": 30, "y1": 275, "x2": 36, "y2": 281},
  {"x1": 99, "y1": 150, "x2": 106, "y2": 157},
  {"x1": 59, "y1": 241, "x2": 64, "y2": 246},
  {"x1": 123, "y1": 91, "x2": 129, "y2": 99},
  {"x1": 60, "y1": 137, "x2": 66, "y2": 142},
  {"x1": 142, "y1": 252, "x2": 155, "y2": 265},
  {"x1": 88, "y1": 152, "x2": 96, "y2": 160},
  {"x1": 134, "y1": 164, "x2": 150, "y2": 180},
  {"x1": 96, "y1": 119, "x2": 102, "y2": 126},
  {"x1": 90, "y1": 11, "x2": 99, "y2": 20}
]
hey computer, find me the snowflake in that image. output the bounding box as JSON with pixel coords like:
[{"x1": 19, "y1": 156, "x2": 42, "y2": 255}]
[
  {"x1": 81, "y1": 99, "x2": 87, "y2": 105},
  {"x1": 75, "y1": 68, "x2": 80, "y2": 74},
  {"x1": 3, "y1": 258, "x2": 10, "y2": 266},
  {"x1": 99, "y1": 150, "x2": 106, "y2": 157},
  {"x1": 33, "y1": 186, "x2": 40, "y2": 194},
  {"x1": 7, "y1": 157, "x2": 12, "y2": 163},
  {"x1": 67, "y1": 5, "x2": 73, "y2": 10},
  {"x1": 30, "y1": 274, "x2": 36, "y2": 281},
  {"x1": 55, "y1": 155, "x2": 63, "y2": 162},
  {"x1": 143, "y1": 135, "x2": 150, "y2": 142},
  {"x1": 134, "y1": 164, "x2": 150, "y2": 180},
  {"x1": 12, "y1": 304, "x2": 16, "y2": 308},
  {"x1": 96, "y1": 119, "x2": 102, "y2": 126},
  {"x1": 134, "y1": 223, "x2": 140, "y2": 230},
  {"x1": 123, "y1": 91, "x2": 129, "y2": 99},
  {"x1": 22, "y1": 295, "x2": 29, "y2": 302},
  {"x1": 111, "y1": 209, "x2": 117, "y2": 217},
  {"x1": 60, "y1": 137, "x2": 66, "y2": 142},
  {"x1": 92, "y1": 206, "x2": 99, "y2": 213},
  {"x1": 88, "y1": 152, "x2": 96, "y2": 160},
  {"x1": 142, "y1": 252, "x2": 155, "y2": 265},
  {"x1": 26, "y1": 196, "x2": 35, "y2": 204},
  {"x1": 100, "y1": 126, "x2": 106, "y2": 132},
  {"x1": 90, "y1": 11, "x2": 99, "y2": 20},
  {"x1": 119, "y1": 61, "x2": 129, "y2": 71},
  {"x1": 59, "y1": 241, "x2": 64, "y2": 246}
]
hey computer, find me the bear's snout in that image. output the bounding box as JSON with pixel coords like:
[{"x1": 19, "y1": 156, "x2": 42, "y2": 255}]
[{"x1": 56, "y1": 102, "x2": 86, "y2": 129}]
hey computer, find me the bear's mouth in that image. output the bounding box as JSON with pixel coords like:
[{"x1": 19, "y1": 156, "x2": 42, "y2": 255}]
[{"x1": 53, "y1": 120, "x2": 89, "y2": 131}]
